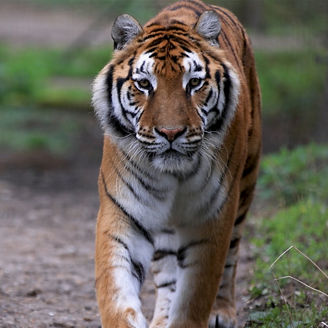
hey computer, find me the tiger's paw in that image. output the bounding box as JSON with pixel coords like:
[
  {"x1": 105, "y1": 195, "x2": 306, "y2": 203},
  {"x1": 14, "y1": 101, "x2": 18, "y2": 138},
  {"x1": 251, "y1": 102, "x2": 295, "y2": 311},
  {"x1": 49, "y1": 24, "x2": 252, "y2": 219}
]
[
  {"x1": 208, "y1": 301, "x2": 236, "y2": 328},
  {"x1": 124, "y1": 307, "x2": 148, "y2": 328},
  {"x1": 101, "y1": 308, "x2": 148, "y2": 328}
]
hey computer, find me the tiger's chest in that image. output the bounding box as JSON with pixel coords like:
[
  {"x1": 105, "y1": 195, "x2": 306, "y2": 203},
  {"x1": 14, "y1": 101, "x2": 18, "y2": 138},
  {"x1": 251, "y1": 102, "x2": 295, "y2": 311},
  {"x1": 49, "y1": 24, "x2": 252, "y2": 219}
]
[{"x1": 116, "y1": 156, "x2": 227, "y2": 230}]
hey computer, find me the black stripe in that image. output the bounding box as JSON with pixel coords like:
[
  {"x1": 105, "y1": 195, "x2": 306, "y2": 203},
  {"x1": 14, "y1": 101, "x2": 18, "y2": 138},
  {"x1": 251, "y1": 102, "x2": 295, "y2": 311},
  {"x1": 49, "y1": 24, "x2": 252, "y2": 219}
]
[
  {"x1": 108, "y1": 114, "x2": 133, "y2": 137},
  {"x1": 153, "y1": 249, "x2": 176, "y2": 261},
  {"x1": 239, "y1": 183, "x2": 256, "y2": 208},
  {"x1": 161, "y1": 228, "x2": 175, "y2": 235},
  {"x1": 197, "y1": 136, "x2": 237, "y2": 213},
  {"x1": 169, "y1": 4, "x2": 201, "y2": 16},
  {"x1": 242, "y1": 147, "x2": 261, "y2": 178},
  {"x1": 156, "y1": 280, "x2": 176, "y2": 289},
  {"x1": 106, "y1": 65, "x2": 114, "y2": 111},
  {"x1": 108, "y1": 234, "x2": 145, "y2": 284},
  {"x1": 123, "y1": 164, "x2": 167, "y2": 201},
  {"x1": 177, "y1": 239, "x2": 208, "y2": 264},
  {"x1": 234, "y1": 212, "x2": 247, "y2": 226},
  {"x1": 203, "y1": 88, "x2": 213, "y2": 107},
  {"x1": 178, "y1": 261, "x2": 198, "y2": 269},
  {"x1": 208, "y1": 64, "x2": 231, "y2": 132},
  {"x1": 131, "y1": 260, "x2": 145, "y2": 284},
  {"x1": 114, "y1": 167, "x2": 145, "y2": 203},
  {"x1": 230, "y1": 237, "x2": 240, "y2": 249},
  {"x1": 106, "y1": 66, "x2": 131, "y2": 137},
  {"x1": 145, "y1": 22, "x2": 161, "y2": 28},
  {"x1": 108, "y1": 234, "x2": 130, "y2": 251},
  {"x1": 101, "y1": 172, "x2": 154, "y2": 245},
  {"x1": 121, "y1": 149, "x2": 159, "y2": 181},
  {"x1": 215, "y1": 315, "x2": 219, "y2": 328},
  {"x1": 147, "y1": 36, "x2": 167, "y2": 48},
  {"x1": 180, "y1": 45, "x2": 192, "y2": 54},
  {"x1": 203, "y1": 55, "x2": 211, "y2": 79},
  {"x1": 224, "y1": 263, "x2": 236, "y2": 269}
]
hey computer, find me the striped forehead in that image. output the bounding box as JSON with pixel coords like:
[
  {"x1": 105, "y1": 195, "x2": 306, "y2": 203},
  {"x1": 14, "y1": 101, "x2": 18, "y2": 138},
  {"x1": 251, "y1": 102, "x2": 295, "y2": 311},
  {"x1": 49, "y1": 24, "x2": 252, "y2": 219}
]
[{"x1": 140, "y1": 32, "x2": 198, "y2": 73}]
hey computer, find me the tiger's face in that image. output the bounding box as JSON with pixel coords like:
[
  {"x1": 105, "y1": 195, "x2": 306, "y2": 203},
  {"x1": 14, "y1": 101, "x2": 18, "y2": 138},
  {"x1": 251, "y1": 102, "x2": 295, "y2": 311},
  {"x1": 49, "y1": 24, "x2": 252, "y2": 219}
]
[{"x1": 93, "y1": 12, "x2": 240, "y2": 173}]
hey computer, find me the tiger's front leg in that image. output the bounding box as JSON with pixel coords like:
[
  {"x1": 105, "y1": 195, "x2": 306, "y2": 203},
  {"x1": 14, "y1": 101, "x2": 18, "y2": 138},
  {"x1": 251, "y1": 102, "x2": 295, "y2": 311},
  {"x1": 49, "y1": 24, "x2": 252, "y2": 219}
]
[
  {"x1": 167, "y1": 219, "x2": 233, "y2": 328},
  {"x1": 95, "y1": 174, "x2": 153, "y2": 328}
]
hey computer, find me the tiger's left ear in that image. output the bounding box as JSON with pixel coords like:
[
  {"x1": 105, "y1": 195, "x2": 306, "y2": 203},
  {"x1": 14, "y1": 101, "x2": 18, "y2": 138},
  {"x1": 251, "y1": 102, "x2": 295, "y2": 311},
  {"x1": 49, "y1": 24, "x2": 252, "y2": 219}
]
[
  {"x1": 111, "y1": 14, "x2": 143, "y2": 50},
  {"x1": 194, "y1": 11, "x2": 221, "y2": 46}
]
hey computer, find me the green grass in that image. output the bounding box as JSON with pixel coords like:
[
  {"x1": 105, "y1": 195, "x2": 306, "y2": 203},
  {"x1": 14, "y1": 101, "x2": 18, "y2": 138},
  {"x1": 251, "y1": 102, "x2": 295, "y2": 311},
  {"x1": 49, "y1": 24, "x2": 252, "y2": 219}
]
[
  {"x1": 0, "y1": 107, "x2": 82, "y2": 155},
  {"x1": 247, "y1": 144, "x2": 328, "y2": 327},
  {"x1": 258, "y1": 144, "x2": 328, "y2": 205}
]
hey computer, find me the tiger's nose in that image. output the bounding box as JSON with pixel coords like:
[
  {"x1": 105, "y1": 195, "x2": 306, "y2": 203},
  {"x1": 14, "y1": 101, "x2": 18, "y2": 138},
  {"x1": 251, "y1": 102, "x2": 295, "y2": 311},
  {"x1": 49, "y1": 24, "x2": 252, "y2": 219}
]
[{"x1": 155, "y1": 126, "x2": 186, "y2": 141}]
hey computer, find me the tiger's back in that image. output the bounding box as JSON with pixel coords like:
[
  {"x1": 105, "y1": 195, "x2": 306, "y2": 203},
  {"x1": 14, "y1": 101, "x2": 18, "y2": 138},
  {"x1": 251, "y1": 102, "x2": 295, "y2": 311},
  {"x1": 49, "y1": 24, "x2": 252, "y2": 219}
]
[{"x1": 92, "y1": 1, "x2": 261, "y2": 327}]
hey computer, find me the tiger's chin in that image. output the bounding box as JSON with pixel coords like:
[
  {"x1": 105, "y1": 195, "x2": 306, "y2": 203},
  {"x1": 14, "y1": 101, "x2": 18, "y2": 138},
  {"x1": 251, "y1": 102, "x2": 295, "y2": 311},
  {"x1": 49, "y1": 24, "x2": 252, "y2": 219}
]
[{"x1": 150, "y1": 149, "x2": 198, "y2": 174}]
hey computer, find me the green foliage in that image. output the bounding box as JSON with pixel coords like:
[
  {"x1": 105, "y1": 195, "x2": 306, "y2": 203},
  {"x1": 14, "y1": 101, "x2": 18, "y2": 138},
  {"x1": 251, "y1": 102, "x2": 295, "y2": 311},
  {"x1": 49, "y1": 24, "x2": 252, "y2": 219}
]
[
  {"x1": 0, "y1": 45, "x2": 111, "y2": 108},
  {"x1": 248, "y1": 144, "x2": 328, "y2": 327},
  {"x1": 255, "y1": 50, "x2": 327, "y2": 117},
  {"x1": 261, "y1": 0, "x2": 328, "y2": 36},
  {"x1": 246, "y1": 304, "x2": 328, "y2": 328},
  {"x1": 0, "y1": 107, "x2": 81, "y2": 155},
  {"x1": 258, "y1": 143, "x2": 328, "y2": 205},
  {"x1": 252, "y1": 199, "x2": 328, "y2": 279}
]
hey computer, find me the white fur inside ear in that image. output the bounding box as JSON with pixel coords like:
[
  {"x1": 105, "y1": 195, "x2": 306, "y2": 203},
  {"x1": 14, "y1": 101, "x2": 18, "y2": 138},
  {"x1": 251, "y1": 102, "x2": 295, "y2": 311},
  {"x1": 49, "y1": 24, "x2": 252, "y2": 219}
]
[{"x1": 195, "y1": 11, "x2": 221, "y2": 46}]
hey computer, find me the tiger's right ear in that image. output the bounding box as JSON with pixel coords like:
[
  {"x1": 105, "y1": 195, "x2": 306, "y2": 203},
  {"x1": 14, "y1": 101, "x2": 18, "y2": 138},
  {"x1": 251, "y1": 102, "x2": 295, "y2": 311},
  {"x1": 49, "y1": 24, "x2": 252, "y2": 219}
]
[{"x1": 111, "y1": 14, "x2": 143, "y2": 50}]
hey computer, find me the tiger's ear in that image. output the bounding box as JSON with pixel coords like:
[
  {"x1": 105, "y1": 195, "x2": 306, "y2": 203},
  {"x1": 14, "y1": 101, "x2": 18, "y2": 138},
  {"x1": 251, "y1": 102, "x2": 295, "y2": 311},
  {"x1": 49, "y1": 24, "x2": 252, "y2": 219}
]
[
  {"x1": 194, "y1": 11, "x2": 221, "y2": 46},
  {"x1": 111, "y1": 14, "x2": 143, "y2": 50}
]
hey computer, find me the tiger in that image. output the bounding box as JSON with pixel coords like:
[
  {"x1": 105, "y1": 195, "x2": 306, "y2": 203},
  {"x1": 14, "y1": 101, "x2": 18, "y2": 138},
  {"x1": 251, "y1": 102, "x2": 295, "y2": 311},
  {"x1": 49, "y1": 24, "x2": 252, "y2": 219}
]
[{"x1": 92, "y1": 0, "x2": 261, "y2": 327}]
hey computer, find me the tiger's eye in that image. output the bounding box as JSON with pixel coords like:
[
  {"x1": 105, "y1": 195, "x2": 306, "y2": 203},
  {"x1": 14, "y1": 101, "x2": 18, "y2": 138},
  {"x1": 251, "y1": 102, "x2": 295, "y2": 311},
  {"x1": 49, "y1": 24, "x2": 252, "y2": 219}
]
[
  {"x1": 189, "y1": 78, "x2": 202, "y2": 87},
  {"x1": 137, "y1": 79, "x2": 152, "y2": 89}
]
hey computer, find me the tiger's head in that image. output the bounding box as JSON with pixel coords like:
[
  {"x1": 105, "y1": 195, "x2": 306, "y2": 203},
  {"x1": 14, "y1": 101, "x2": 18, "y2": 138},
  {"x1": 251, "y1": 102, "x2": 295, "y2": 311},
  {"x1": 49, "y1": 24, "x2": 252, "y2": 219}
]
[{"x1": 93, "y1": 11, "x2": 240, "y2": 173}]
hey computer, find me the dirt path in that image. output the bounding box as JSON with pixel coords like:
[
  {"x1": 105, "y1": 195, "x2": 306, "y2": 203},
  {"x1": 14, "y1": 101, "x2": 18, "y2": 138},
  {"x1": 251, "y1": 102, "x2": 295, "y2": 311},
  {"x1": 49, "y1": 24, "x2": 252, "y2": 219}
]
[{"x1": 0, "y1": 130, "x2": 251, "y2": 327}]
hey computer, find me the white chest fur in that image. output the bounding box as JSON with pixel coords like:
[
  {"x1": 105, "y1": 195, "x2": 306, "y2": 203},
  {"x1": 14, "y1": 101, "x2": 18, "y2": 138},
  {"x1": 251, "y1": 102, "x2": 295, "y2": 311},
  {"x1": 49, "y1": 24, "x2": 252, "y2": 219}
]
[{"x1": 115, "y1": 155, "x2": 227, "y2": 231}]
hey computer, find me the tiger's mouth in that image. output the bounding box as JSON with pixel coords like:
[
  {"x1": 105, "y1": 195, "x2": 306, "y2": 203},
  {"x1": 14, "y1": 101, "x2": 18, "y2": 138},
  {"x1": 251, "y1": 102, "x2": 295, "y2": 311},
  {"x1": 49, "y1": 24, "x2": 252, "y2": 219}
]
[{"x1": 143, "y1": 143, "x2": 200, "y2": 158}]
